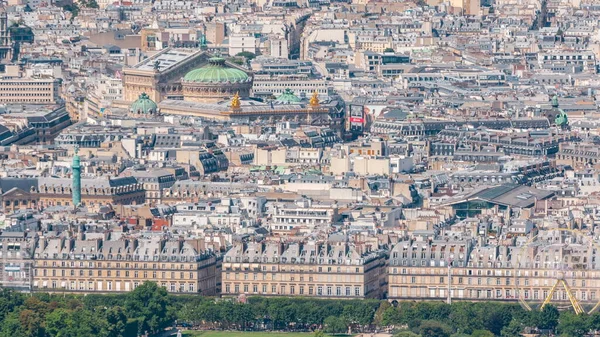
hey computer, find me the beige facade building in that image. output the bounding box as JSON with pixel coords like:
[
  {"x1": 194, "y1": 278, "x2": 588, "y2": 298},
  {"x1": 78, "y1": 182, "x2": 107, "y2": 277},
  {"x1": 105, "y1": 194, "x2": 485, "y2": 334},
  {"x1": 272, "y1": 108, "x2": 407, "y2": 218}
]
[
  {"x1": 329, "y1": 141, "x2": 391, "y2": 176},
  {"x1": 254, "y1": 147, "x2": 323, "y2": 167},
  {"x1": 0, "y1": 231, "x2": 36, "y2": 291},
  {"x1": 205, "y1": 22, "x2": 225, "y2": 46},
  {"x1": 1, "y1": 176, "x2": 145, "y2": 213},
  {"x1": 222, "y1": 241, "x2": 387, "y2": 299},
  {"x1": 252, "y1": 74, "x2": 328, "y2": 97},
  {"x1": 449, "y1": 0, "x2": 480, "y2": 15},
  {"x1": 0, "y1": 77, "x2": 60, "y2": 104},
  {"x1": 556, "y1": 142, "x2": 600, "y2": 168},
  {"x1": 353, "y1": 157, "x2": 391, "y2": 176},
  {"x1": 268, "y1": 198, "x2": 339, "y2": 233},
  {"x1": 388, "y1": 234, "x2": 600, "y2": 307},
  {"x1": 33, "y1": 235, "x2": 220, "y2": 295}
]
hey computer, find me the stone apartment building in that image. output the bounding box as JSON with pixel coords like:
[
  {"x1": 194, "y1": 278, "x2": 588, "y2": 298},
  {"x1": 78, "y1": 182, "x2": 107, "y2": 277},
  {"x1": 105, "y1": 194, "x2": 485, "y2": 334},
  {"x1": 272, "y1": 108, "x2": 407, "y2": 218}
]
[
  {"x1": 32, "y1": 234, "x2": 221, "y2": 295},
  {"x1": 388, "y1": 234, "x2": 600, "y2": 305},
  {"x1": 129, "y1": 169, "x2": 177, "y2": 206},
  {"x1": 221, "y1": 241, "x2": 387, "y2": 299},
  {"x1": 267, "y1": 198, "x2": 339, "y2": 233},
  {"x1": 556, "y1": 142, "x2": 600, "y2": 168},
  {"x1": 0, "y1": 231, "x2": 37, "y2": 291},
  {"x1": 0, "y1": 76, "x2": 61, "y2": 104},
  {"x1": 1, "y1": 176, "x2": 146, "y2": 213}
]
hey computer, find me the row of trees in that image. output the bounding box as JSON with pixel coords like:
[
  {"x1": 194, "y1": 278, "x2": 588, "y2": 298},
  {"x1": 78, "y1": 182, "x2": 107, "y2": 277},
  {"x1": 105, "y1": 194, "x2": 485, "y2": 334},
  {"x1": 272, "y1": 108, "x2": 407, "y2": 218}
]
[
  {"x1": 1, "y1": 282, "x2": 600, "y2": 337},
  {"x1": 380, "y1": 302, "x2": 599, "y2": 337},
  {"x1": 0, "y1": 282, "x2": 171, "y2": 337},
  {"x1": 176, "y1": 297, "x2": 380, "y2": 331}
]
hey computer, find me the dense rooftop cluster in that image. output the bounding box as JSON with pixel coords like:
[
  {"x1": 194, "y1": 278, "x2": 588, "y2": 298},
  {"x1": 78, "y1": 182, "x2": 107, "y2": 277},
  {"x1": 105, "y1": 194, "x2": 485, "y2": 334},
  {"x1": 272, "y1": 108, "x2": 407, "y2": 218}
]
[{"x1": 0, "y1": 0, "x2": 599, "y2": 323}]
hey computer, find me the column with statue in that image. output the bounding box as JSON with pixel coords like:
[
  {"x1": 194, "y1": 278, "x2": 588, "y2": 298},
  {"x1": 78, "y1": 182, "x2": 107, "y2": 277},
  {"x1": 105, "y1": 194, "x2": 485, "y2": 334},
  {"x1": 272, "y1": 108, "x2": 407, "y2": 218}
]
[{"x1": 71, "y1": 146, "x2": 81, "y2": 208}]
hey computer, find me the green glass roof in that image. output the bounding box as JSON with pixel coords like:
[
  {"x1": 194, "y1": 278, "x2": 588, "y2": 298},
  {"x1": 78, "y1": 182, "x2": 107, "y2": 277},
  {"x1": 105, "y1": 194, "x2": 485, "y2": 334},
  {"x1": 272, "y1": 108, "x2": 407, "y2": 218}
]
[
  {"x1": 130, "y1": 92, "x2": 157, "y2": 114},
  {"x1": 183, "y1": 57, "x2": 249, "y2": 83}
]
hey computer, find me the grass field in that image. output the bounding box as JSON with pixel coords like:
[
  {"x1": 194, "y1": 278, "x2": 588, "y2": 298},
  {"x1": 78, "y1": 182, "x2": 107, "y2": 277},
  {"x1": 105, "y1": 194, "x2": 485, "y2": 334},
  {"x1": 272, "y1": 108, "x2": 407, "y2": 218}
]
[{"x1": 180, "y1": 332, "x2": 314, "y2": 337}]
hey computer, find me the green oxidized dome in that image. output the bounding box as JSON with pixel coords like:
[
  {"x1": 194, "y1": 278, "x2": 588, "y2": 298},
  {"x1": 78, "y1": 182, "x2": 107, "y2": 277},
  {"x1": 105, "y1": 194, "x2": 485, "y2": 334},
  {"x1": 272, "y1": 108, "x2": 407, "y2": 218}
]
[
  {"x1": 275, "y1": 88, "x2": 302, "y2": 104},
  {"x1": 130, "y1": 92, "x2": 158, "y2": 114},
  {"x1": 183, "y1": 57, "x2": 249, "y2": 83}
]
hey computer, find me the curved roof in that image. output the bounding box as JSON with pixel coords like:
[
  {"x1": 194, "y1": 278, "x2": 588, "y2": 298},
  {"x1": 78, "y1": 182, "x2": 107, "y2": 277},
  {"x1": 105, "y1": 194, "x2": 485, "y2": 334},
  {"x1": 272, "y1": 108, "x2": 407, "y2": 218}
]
[
  {"x1": 130, "y1": 93, "x2": 157, "y2": 114},
  {"x1": 183, "y1": 57, "x2": 249, "y2": 83},
  {"x1": 275, "y1": 88, "x2": 302, "y2": 104}
]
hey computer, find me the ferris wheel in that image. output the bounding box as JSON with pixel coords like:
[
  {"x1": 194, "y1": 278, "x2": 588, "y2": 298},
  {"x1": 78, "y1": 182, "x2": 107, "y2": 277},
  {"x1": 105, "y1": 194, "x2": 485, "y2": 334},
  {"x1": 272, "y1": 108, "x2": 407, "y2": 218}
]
[{"x1": 513, "y1": 228, "x2": 600, "y2": 314}]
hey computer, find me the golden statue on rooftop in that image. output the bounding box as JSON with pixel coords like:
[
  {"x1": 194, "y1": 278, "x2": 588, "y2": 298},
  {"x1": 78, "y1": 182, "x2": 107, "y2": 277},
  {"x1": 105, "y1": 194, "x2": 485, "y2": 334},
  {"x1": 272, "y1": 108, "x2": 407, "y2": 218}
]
[
  {"x1": 231, "y1": 92, "x2": 241, "y2": 110},
  {"x1": 309, "y1": 91, "x2": 320, "y2": 107}
]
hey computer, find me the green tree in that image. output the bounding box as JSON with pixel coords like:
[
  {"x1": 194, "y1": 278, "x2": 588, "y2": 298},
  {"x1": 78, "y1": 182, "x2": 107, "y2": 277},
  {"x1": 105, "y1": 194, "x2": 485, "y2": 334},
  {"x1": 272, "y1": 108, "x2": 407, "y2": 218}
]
[
  {"x1": 479, "y1": 303, "x2": 513, "y2": 335},
  {"x1": 124, "y1": 281, "x2": 172, "y2": 333},
  {"x1": 588, "y1": 312, "x2": 600, "y2": 332},
  {"x1": 343, "y1": 302, "x2": 377, "y2": 326},
  {"x1": 314, "y1": 330, "x2": 326, "y2": 337},
  {"x1": 0, "y1": 311, "x2": 24, "y2": 337},
  {"x1": 101, "y1": 307, "x2": 128, "y2": 337},
  {"x1": 324, "y1": 315, "x2": 348, "y2": 334},
  {"x1": 232, "y1": 303, "x2": 253, "y2": 330},
  {"x1": 62, "y1": 3, "x2": 80, "y2": 17},
  {"x1": 382, "y1": 306, "x2": 402, "y2": 326},
  {"x1": 557, "y1": 312, "x2": 590, "y2": 337},
  {"x1": 228, "y1": 57, "x2": 245, "y2": 65},
  {"x1": 18, "y1": 309, "x2": 45, "y2": 337},
  {"x1": 418, "y1": 320, "x2": 452, "y2": 337},
  {"x1": 0, "y1": 289, "x2": 24, "y2": 321},
  {"x1": 536, "y1": 305, "x2": 560, "y2": 330},
  {"x1": 393, "y1": 331, "x2": 420, "y2": 337},
  {"x1": 64, "y1": 310, "x2": 99, "y2": 337},
  {"x1": 236, "y1": 51, "x2": 256, "y2": 60},
  {"x1": 84, "y1": 0, "x2": 99, "y2": 8},
  {"x1": 449, "y1": 302, "x2": 481, "y2": 334},
  {"x1": 412, "y1": 302, "x2": 450, "y2": 323},
  {"x1": 374, "y1": 301, "x2": 391, "y2": 326},
  {"x1": 500, "y1": 320, "x2": 523, "y2": 337},
  {"x1": 46, "y1": 308, "x2": 107, "y2": 337},
  {"x1": 471, "y1": 330, "x2": 494, "y2": 337},
  {"x1": 45, "y1": 308, "x2": 71, "y2": 337}
]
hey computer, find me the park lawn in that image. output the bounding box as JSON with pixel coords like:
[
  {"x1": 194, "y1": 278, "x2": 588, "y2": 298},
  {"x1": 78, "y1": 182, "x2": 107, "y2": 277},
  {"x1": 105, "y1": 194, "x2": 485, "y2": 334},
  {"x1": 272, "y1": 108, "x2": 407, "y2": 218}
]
[{"x1": 181, "y1": 332, "x2": 315, "y2": 337}]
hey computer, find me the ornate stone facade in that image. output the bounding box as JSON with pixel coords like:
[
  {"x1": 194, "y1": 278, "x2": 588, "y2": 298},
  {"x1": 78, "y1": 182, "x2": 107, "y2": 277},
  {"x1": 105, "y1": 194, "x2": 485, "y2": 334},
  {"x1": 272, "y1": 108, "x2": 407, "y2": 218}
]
[
  {"x1": 33, "y1": 236, "x2": 221, "y2": 295},
  {"x1": 1, "y1": 177, "x2": 145, "y2": 213},
  {"x1": 182, "y1": 81, "x2": 252, "y2": 103},
  {"x1": 120, "y1": 49, "x2": 252, "y2": 105}
]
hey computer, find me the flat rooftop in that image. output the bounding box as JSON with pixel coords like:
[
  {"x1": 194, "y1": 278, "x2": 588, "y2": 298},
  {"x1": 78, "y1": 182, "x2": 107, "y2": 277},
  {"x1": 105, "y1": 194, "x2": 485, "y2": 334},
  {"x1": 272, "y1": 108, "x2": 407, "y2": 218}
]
[
  {"x1": 133, "y1": 48, "x2": 198, "y2": 72},
  {"x1": 1, "y1": 104, "x2": 63, "y2": 116}
]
